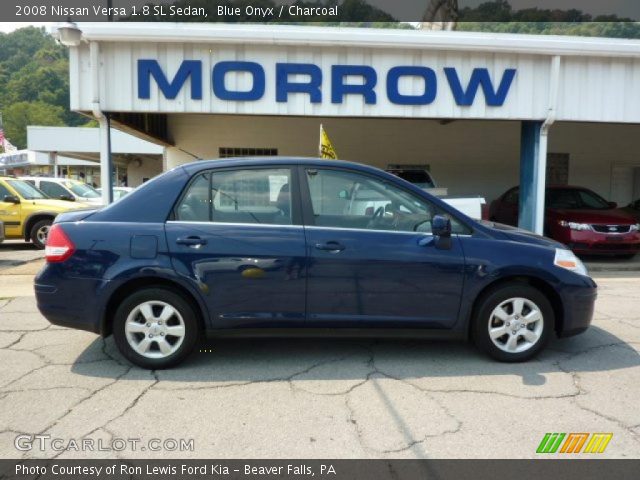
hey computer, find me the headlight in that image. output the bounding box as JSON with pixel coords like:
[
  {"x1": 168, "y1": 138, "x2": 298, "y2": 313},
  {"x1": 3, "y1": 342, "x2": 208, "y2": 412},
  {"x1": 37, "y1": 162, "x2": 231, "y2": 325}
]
[
  {"x1": 558, "y1": 220, "x2": 591, "y2": 231},
  {"x1": 554, "y1": 248, "x2": 589, "y2": 276},
  {"x1": 630, "y1": 224, "x2": 640, "y2": 232}
]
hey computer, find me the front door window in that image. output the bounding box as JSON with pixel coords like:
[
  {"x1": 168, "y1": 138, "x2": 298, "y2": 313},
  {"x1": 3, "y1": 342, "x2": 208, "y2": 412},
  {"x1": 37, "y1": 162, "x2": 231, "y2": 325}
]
[{"x1": 306, "y1": 168, "x2": 468, "y2": 234}]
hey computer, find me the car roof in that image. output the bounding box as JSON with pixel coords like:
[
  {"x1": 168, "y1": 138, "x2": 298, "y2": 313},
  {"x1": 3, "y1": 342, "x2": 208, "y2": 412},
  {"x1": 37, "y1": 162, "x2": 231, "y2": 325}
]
[
  {"x1": 19, "y1": 176, "x2": 72, "y2": 182},
  {"x1": 180, "y1": 156, "x2": 388, "y2": 175}
]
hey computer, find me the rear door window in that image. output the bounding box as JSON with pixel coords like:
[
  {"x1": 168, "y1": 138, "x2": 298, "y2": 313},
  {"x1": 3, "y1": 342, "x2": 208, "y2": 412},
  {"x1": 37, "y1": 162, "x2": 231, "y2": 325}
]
[
  {"x1": 175, "y1": 168, "x2": 293, "y2": 225},
  {"x1": 39, "y1": 181, "x2": 70, "y2": 199}
]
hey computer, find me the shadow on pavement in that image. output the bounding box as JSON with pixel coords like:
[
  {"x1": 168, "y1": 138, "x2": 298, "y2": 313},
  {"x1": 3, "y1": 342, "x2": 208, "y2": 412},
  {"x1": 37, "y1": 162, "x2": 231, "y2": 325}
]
[{"x1": 71, "y1": 325, "x2": 639, "y2": 385}]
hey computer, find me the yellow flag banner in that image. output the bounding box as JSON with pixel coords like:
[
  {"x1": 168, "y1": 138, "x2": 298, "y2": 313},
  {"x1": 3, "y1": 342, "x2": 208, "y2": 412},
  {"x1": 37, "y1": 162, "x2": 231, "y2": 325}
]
[{"x1": 319, "y1": 124, "x2": 337, "y2": 159}]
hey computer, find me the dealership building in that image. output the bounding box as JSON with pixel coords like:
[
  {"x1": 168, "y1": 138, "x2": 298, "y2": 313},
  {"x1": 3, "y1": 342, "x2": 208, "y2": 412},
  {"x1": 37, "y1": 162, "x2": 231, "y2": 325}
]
[{"x1": 57, "y1": 23, "x2": 640, "y2": 233}]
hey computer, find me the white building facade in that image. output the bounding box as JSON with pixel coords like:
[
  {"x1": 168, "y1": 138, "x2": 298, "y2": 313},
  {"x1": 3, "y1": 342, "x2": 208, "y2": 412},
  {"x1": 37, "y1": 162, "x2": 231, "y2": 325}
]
[{"x1": 61, "y1": 23, "x2": 640, "y2": 231}]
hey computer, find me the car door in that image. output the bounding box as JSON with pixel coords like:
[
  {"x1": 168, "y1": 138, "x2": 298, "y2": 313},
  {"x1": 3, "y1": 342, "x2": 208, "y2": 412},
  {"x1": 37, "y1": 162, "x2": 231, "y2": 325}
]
[
  {"x1": 0, "y1": 182, "x2": 22, "y2": 237},
  {"x1": 165, "y1": 166, "x2": 307, "y2": 329},
  {"x1": 300, "y1": 166, "x2": 467, "y2": 329},
  {"x1": 39, "y1": 181, "x2": 72, "y2": 201}
]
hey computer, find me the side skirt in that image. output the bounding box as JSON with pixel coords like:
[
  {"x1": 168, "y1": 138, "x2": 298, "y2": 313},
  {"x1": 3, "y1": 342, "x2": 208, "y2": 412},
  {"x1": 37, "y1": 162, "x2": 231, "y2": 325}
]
[{"x1": 205, "y1": 328, "x2": 466, "y2": 340}]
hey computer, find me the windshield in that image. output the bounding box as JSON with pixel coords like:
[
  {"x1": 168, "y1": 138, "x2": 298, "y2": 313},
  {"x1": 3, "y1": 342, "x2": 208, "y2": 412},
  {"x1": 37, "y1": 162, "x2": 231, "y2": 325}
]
[
  {"x1": 7, "y1": 180, "x2": 48, "y2": 200},
  {"x1": 387, "y1": 170, "x2": 435, "y2": 189},
  {"x1": 66, "y1": 181, "x2": 100, "y2": 198},
  {"x1": 546, "y1": 188, "x2": 611, "y2": 210}
]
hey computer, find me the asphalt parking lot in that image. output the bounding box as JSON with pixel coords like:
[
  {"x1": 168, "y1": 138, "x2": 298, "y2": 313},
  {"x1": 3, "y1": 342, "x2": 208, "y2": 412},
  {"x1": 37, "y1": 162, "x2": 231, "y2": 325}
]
[{"x1": 0, "y1": 246, "x2": 639, "y2": 459}]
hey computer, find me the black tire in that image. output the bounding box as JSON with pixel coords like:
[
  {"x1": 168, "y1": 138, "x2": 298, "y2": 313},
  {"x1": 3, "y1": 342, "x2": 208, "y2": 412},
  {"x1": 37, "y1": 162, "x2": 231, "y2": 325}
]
[
  {"x1": 112, "y1": 287, "x2": 201, "y2": 369},
  {"x1": 472, "y1": 283, "x2": 554, "y2": 362},
  {"x1": 30, "y1": 218, "x2": 53, "y2": 249}
]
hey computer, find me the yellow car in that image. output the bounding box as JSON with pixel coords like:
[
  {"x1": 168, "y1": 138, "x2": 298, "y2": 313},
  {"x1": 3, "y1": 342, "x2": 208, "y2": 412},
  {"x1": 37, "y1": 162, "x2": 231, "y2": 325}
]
[{"x1": 0, "y1": 176, "x2": 89, "y2": 249}]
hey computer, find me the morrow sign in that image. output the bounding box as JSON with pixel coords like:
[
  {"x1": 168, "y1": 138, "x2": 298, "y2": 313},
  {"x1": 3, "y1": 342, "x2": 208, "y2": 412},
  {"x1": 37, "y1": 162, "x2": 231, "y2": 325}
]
[{"x1": 138, "y1": 59, "x2": 517, "y2": 107}]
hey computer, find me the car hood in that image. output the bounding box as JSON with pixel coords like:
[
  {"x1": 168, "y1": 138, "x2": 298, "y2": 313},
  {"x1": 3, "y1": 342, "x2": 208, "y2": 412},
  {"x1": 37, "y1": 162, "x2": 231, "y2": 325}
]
[
  {"x1": 479, "y1": 220, "x2": 565, "y2": 249},
  {"x1": 25, "y1": 199, "x2": 89, "y2": 211},
  {"x1": 550, "y1": 208, "x2": 637, "y2": 224}
]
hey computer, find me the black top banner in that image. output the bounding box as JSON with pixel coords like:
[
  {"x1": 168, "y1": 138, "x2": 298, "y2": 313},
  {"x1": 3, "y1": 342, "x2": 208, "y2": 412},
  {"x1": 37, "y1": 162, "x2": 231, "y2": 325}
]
[{"x1": 3, "y1": 0, "x2": 640, "y2": 23}]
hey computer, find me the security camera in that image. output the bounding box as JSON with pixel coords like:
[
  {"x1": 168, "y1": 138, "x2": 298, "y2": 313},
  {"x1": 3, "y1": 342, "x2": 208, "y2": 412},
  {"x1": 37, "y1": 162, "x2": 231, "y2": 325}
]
[{"x1": 57, "y1": 22, "x2": 82, "y2": 47}]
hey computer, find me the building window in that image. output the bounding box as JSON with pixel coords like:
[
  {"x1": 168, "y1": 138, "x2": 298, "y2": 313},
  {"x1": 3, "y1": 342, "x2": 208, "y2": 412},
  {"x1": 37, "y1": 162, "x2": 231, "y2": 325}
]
[
  {"x1": 219, "y1": 147, "x2": 278, "y2": 158},
  {"x1": 547, "y1": 153, "x2": 569, "y2": 185}
]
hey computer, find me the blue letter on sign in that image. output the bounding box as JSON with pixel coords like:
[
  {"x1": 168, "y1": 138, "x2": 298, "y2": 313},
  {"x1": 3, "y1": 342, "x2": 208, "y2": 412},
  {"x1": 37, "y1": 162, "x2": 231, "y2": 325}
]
[
  {"x1": 387, "y1": 66, "x2": 437, "y2": 105},
  {"x1": 445, "y1": 68, "x2": 516, "y2": 106},
  {"x1": 213, "y1": 61, "x2": 265, "y2": 101},
  {"x1": 276, "y1": 63, "x2": 322, "y2": 103},
  {"x1": 331, "y1": 65, "x2": 377, "y2": 104},
  {"x1": 138, "y1": 59, "x2": 202, "y2": 100}
]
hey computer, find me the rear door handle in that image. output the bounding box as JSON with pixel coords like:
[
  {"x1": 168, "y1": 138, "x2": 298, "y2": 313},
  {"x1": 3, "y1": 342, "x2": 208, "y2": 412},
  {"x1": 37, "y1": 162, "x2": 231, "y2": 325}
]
[
  {"x1": 315, "y1": 241, "x2": 345, "y2": 253},
  {"x1": 176, "y1": 236, "x2": 207, "y2": 247}
]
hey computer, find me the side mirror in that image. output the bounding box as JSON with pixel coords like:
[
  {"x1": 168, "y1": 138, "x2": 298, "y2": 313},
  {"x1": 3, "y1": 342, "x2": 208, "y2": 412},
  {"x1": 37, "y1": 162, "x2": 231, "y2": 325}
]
[
  {"x1": 432, "y1": 215, "x2": 452, "y2": 250},
  {"x1": 59, "y1": 195, "x2": 75, "y2": 202},
  {"x1": 608, "y1": 201, "x2": 617, "y2": 209},
  {"x1": 2, "y1": 195, "x2": 20, "y2": 204},
  {"x1": 432, "y1": 215, "x2": 452, "y2": 237},
  {"x1": 338, "y1": 190, "x2": 350, "y2": 200}
]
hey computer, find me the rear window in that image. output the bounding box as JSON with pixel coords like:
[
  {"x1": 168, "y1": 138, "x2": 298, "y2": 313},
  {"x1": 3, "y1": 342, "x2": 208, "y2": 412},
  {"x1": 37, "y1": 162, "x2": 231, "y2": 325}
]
[{"x1": 387, "y1": 170, "x2": 435, "y2": 189}]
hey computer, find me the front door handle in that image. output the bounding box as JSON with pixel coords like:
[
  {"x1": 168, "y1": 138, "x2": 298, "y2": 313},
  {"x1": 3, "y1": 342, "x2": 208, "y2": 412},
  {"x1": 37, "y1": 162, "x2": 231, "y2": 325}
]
[
  {"x1": 315, "y1": 241, "x2": 345, "y2": 253},
  {"x1": 176, "y1": 236, "x2": 207, "y2": 247}
]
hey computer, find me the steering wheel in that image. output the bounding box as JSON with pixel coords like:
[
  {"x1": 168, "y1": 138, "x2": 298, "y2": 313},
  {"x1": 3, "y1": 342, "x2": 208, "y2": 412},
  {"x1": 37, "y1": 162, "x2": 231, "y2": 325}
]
[{"x1": 366, "y1": 206, "x2": 385, "y2": 228}]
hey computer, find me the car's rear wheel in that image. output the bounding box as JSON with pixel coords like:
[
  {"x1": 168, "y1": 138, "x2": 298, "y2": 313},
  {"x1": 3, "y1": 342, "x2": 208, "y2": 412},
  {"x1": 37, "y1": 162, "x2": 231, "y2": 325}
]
[
  {"x1": 472, "y1": 283, "x2": 553, "y2": 362},
  {"x1": 30, "y1": 218, "x2": 53, "y2": 249},
  {"x1": 113, "y1": 288, "x2": 200, "y2": 369}
]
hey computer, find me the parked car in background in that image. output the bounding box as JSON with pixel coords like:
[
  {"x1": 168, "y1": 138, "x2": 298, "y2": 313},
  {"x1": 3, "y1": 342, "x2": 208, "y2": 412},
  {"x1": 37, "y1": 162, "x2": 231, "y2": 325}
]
[
  {"x1": 0, "y1": 176, "x2": 88, "y2": 248},
  {"x1": 20, "y1": 177, "x2": 103, "y2": 206},
  {"x1": 621, "y1": 198, "x2": 640, "y2": 222},
  {"x1": 97, "y1": 186, "x2": 134, "y2": 201},
  {"x1": 36, "y1": 158, "x2": 596, "y2": 369},
  {"x1": 490, "y1": 185, "x2": 640, "y2": 257},
  {"x1": 386, "y1": 165, "x2": 487, "y2": 220}
]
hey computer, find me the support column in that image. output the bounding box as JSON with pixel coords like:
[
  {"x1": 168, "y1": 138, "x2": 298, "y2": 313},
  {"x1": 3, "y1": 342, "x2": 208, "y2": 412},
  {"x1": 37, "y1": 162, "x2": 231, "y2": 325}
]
[
  {"x1": 49, "y1": 152, "x2": 58, "y2": 178},
  {"x1": 99, "y1": 114, "x2": 113, "y2": 205},
  {"x1": 519, "y1": 121, "x2": 547, "y2": 234}
]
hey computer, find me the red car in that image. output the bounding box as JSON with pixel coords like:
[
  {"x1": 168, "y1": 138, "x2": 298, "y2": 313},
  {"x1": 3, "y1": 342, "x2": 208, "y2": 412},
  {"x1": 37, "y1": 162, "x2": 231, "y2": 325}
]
[{"x1": 490, "y1": 185, "x2": 640, "y2": 257}]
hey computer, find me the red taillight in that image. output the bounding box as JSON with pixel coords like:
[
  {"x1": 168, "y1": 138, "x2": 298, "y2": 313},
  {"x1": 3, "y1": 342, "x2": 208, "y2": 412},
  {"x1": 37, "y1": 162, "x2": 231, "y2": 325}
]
[{"x1": 45, "y1": 224, "x2": 75, "y2": 263}]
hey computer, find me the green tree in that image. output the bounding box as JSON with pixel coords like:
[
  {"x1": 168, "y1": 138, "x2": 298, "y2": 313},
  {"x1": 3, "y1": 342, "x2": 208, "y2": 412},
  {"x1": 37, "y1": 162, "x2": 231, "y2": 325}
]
[{"x1": 3, "y1": 101, "x2": 65, "y2": 149}]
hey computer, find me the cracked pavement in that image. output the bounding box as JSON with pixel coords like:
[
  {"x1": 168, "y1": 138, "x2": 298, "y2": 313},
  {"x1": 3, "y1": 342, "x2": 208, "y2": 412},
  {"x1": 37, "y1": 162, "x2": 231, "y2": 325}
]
[{"x1": 0, "y1": 266, "x2": 639, "y2": 459}]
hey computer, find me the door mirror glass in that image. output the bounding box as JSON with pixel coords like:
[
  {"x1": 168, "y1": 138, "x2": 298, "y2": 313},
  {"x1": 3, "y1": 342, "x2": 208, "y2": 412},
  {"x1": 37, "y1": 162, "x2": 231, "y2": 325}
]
[
  {"x1": 59, "y1": 194, "x2": 75, "y2": 201},
  {"x1": 2, "y1": 195, "x2": 20, "y2": 204},
  {"x1": 608, "y1": 201, "x2": 617, "y2": 209},
  {"x1": 338, "y1": 189, "x2": 350, "y2": 200},
  {"x1": 432, "y1": 215, "x2": 452, "y2": 237}
]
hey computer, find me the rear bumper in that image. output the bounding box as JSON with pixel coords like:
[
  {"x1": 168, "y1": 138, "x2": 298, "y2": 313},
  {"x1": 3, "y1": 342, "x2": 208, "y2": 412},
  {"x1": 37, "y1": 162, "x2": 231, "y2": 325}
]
[
  {"x1": 35, "y1": 267, "x2": 105, "y2": 335},
  {"x1": 558, "y1": 281, "x2": 597, "y2": 338}
]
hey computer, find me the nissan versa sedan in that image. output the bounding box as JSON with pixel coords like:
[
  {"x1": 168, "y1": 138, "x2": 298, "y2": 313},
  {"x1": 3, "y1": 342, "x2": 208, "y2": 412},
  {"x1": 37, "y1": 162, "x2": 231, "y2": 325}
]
[{"x1": 35, "y1": 158, "x2": 597, "y2": 369}]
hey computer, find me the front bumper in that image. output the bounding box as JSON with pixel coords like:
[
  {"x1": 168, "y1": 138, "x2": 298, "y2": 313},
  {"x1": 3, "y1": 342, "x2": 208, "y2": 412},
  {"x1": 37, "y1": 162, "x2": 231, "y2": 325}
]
[
  {"x1": 557, "y1": 280, "x2": 598, "y2": 338},
  {"x1": 559, "y1": 229, "x2": 640, "y2": 255}
]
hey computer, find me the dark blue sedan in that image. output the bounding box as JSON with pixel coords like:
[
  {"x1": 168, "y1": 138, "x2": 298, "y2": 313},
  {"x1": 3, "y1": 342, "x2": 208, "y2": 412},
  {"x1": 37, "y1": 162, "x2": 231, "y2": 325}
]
[{"x1": 35, "y1": 158, "x2": 597, "y2": 368}]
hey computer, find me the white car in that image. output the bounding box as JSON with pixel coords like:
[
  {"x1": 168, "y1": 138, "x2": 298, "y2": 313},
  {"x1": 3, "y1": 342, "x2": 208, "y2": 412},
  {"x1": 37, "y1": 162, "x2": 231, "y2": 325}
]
[
  {"x1": 20, "y1": 177, "x2": 103, "y2": 206},
  {"x1": 97, "y1": 186, "x2": 134, "y2": 201}
]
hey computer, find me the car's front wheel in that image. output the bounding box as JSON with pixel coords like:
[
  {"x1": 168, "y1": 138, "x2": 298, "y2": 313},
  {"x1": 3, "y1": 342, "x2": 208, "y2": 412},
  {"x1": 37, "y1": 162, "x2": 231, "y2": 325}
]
[
  {"x1": 472, "y1": 283, "x2": 554, "y2": 362},
  {"x1": 113, "y1": 288, "x2": 200, "y2": 369},
  {"x1": 30, "y1": 218, "x2": 53, "y2": 249}
]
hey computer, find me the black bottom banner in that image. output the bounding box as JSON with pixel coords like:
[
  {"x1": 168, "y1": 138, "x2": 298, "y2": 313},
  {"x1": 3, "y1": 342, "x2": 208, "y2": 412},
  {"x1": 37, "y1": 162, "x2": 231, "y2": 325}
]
[{"x1": 2, "y1": 459, "x2": 639, "y2": 480}]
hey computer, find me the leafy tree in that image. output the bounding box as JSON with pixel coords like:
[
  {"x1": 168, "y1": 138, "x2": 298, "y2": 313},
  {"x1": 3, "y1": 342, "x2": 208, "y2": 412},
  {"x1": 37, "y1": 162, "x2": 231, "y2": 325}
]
[
  {"x1": 0, "y1": 27, "x2": 90, "y2": 149},
  {"x1": 2, "y1": 101, "x2": 65, "y2": 148}
]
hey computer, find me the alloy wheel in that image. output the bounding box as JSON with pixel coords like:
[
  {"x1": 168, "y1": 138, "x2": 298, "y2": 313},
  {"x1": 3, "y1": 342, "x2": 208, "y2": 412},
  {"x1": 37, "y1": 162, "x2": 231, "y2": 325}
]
[
  {"x1": 36, "y1": 225, "x2": 50, "y2": 245},
  {"x1": 124, "y1": 301, "x2": 186, "y2": 359},
  {"x1": 487, "y1": 297, "x2": 544, "y2": 354}
]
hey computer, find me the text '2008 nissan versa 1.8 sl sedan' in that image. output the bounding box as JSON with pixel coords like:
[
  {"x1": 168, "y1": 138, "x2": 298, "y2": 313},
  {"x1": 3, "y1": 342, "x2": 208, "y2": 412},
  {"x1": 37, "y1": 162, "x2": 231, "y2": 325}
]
[{"x1": 35, "y1": 158, "x2": 597, "y2": 369}]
